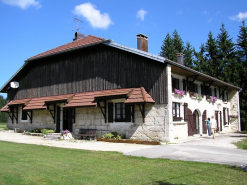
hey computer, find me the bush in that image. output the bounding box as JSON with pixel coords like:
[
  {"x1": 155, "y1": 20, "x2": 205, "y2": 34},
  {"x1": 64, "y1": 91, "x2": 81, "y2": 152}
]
[
  {"x1": 32, "y1": 128, "x2": 42, "y2": 133},
  {"x1": 41, "y1": 129, "x2": 55, "y2": 135},
  {"x1": 103, "y1": 133, "x2": 114, "y2": 139}
]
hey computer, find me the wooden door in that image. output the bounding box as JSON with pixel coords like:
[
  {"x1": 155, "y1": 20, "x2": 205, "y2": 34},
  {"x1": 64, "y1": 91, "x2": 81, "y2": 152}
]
[
  {"x1": 202, "y1": 110, "x2": 207, "y2": 134},
  {"x1": 63, "y1": 108, "x2": 73, "y2": 132}
]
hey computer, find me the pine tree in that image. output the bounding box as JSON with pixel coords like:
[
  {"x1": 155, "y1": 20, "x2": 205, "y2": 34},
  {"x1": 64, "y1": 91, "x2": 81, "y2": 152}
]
[
  {"x1": 184, "y1": 41, "x2": 195, "y2": 69},
  {"x1": 205, "y1": 31, "x2": 218, "y2": 77},
  {"x1": 159, "y1": 33, "x2": 174, "y2": 60},
  {"x1": 159, "y1": 30, "x2": 184, "y2": 62},
  {"x1": 194, "y1": 44, "x2": 207, "y2": 72},
  {"x1": 172, "y1": 30, "x2": 184, "y2": 61},
  {"x1": 216, "y1": 23, "x2": 236, "y2": 83},
  {"x1": 236, "y1": 20, "x2": 247, "y2": 131}
]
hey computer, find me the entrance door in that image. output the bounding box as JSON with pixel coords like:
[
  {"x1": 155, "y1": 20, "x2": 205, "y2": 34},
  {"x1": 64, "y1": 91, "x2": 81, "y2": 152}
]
[
  {"x1": 63, "y1": 108, "x2": 73, "y2": 132},
  {"x1": 202, "y1": 110, "x2": 207, "y2": 134},
  {"x1": 188, "y1": 109, "x2": 199, "y2": 136},
  {"x1": 56, "y1": 106, "x2": 61, "y2": 133}
]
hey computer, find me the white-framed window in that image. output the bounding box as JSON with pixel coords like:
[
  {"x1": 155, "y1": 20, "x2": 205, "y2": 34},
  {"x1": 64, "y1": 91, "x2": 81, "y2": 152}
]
[
  {"x1": 173, "y1": 102, "x2": 182, "y2": 121},
  {"x1": 108, "y1": 101, "x2": 133, "y2": 123}
]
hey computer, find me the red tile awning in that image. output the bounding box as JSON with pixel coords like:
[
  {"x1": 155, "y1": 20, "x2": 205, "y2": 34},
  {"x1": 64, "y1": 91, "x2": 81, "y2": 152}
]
[
  {"x1": 0, "y1": 87, "x2": 155, "y2": 112},
  {"x1": 23, "y1": 94, "x2": 74, "y2": 111},
  {"x1": 66, "y1": 87, "x2": 155, "y2": 108},
  {"x1": 0, "y1": 99, "x2": 31, "y2": 112}
]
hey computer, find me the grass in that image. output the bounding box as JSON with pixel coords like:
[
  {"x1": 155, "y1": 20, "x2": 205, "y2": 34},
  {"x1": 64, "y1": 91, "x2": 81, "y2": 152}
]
[
  {"x1": 0, "y1": 141, "x2": 246, "y2": 185},
  {"x1": 234, "y1": 139, "x2": 247, "y2": 150},
  {"x1": 0, "y1": 122, "x2": 7, "y2": 130}
]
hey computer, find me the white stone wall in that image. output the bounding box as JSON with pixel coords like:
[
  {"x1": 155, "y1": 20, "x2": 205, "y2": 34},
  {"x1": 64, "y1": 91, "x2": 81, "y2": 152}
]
[
  {"x1": 74, "y1": 104, "x2": 169, "y2": 141},
  {"x1": 170, "y1": 72, "x2": 240, "y2": 139},
  {"x1": 7, "y1": 108, "x2": 55, "y2": 131}
]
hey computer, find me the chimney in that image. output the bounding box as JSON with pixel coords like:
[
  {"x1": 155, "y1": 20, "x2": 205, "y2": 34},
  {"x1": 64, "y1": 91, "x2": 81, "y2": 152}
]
[
  {"x1": 177, "y1": 53, "x2": 184, "y2": 65},
  {"x1": 73, "y1": 32, "x2": 85, "y2": 41},
  {"x1": 137, "y1": 34, "x2": 148, "y2": 52}
]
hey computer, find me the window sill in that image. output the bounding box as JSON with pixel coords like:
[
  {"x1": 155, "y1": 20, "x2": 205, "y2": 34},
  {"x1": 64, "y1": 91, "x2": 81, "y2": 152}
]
[
  {"x1": 20, "y1": 120, "x2": 29, "y2": 123},
  {"x1": 173, "y1": 122, "x2": 187, "y2": 125}
]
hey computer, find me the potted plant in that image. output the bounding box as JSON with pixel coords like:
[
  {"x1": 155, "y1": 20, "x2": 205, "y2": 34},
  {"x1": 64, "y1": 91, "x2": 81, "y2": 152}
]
[{"x1": 174, "y1": 88, "x2": 185, "y2": 97}]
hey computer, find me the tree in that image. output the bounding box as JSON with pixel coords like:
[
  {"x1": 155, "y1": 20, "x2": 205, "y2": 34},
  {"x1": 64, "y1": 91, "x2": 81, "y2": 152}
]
[
  {"x1": 183, "y1": 42, "x2": 196, "y2": 69},
  {"x1": 159, "y1": 33, "x2": 174, "y2": 60},
  {"x1": 0, "y1": 95, "x2": 7, "y2": 123},
  {"x1": 216, "y1": 23, "x2": 237, "y2": 83},
  {"x1": 236, "y1": 20, "x2": 247, "y2": 131},
  {"x1": 194, "y1": 44, "x2": 207, "y2": 72},
  {"x1": 160, "y1": 30, "x2": 184, "y2": 62},
  {"x1": 205, "y1": 31, "x2": 218, "y2": 77}
]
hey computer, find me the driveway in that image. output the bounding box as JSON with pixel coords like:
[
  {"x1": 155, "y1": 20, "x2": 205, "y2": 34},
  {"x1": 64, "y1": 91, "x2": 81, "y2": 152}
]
[
  {"x1": 0, "y1": 131, "x2": 247, "y2": 166},
  {"x1": 124, "y1": 132, "x2": 247, "y2": 166}
]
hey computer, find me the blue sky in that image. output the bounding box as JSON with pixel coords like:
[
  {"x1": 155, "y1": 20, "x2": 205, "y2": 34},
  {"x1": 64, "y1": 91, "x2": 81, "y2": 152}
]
[{"x1": 0, "y1": 0, "x2": 247, "y2": 98}]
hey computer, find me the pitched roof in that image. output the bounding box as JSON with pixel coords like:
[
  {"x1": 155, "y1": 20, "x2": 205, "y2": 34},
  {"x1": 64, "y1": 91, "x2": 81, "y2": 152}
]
[
  {"x1": 0, "y1": 99, "x2": 31, "y2": 112},
  {"x1": 28, "y1": 35, "x2": 106, "y2": 61}
]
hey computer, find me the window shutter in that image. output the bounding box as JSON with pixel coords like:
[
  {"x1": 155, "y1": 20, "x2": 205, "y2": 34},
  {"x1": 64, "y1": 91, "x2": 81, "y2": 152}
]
[
  {"x1": 108, "y1": 103, "x2": 113, "y2": 123},
  {"x1": 201, "y1": 84, "x2": 204, "y2": 95},
  {"x1": 183, "y1": 79, "x2": 187, "y2": 91},
  {"x1": 184, "y1": 103, "x2": 188, "y2": 121},
  {"x1": 214, "y1": 88, "x2": 217, "y2": 97},
  {"x1": 125, "y1": 105, "x2": 131, "y2": 122}
]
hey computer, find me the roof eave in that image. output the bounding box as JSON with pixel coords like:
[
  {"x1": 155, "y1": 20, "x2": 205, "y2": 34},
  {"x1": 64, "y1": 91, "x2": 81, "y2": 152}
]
[{"x1": 25, "y1": 39, "x2": 112, "y2": 63}]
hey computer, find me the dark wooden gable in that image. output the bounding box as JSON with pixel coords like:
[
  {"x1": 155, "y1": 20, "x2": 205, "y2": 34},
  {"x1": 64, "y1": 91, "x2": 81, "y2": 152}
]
[{"x1": 8, "y1": 44, "x2": 167, "y2": 104}]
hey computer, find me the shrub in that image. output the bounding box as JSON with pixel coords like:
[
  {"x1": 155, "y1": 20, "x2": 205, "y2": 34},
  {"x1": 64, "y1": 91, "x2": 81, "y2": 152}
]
[
  {"x1": 32, "y1": 128, "x2": 42, "y2": 133},
  {"x1": 41, "y1": 129, "x2": 55, "y2": 135},
  {"x1": 103, "y1": 133, "x2": 114, "y2": 139}
]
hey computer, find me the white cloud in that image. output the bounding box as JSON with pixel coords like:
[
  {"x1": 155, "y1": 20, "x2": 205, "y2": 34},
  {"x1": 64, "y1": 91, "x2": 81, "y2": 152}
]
[
  {"x1": 230, "y1": 12, "x2": 247, "y2": 21},
  {"x1": 73, "y1": 3, "x2": 113, "y2": 29},
  {"x1": 136, "y1": 9, "x2": 147, "y2": 21},
  {"x1": 1, "y1": 0, "x2": 41, "y2": 9}
]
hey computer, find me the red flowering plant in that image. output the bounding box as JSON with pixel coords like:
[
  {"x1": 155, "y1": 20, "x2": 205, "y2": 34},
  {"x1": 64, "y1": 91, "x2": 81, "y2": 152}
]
[
  {"x1": 174, "y1": 88, "x2": 185, "y2": 96},
  {"x1": 61, "y1": 129, "x2": 70, "y2": 136}
]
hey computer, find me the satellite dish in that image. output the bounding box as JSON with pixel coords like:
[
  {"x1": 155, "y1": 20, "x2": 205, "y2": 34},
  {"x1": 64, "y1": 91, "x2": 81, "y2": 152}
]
[{"x1": 10, "y1": 81, "x2": 19, "y2": 88}]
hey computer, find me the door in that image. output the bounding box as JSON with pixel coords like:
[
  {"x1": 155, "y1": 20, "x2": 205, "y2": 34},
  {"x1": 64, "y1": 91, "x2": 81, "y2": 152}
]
[
  {"x1": 188, "y1": 109, "x2": 199, "y2": 136},
  {"x1": 202, "y1": 110, "x2": 207, "y2": 134},
  {"x1": 63, "y1": 108, "x2": 73, "y2": 132},
  {"x1": 56, "y1": 106, "x2": 61, "y2": 133}
]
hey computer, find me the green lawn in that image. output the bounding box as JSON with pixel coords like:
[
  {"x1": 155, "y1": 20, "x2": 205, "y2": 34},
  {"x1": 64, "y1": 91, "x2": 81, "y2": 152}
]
[
  {"x1": 234, "y1": 139, "x2": 247, "y2": 150},
  {"x1": 0, "y1": 122, "x2": 7, "y2": 130},
  {"x1": 0, "y1": 141, "x2": 246, "y2": 185}
]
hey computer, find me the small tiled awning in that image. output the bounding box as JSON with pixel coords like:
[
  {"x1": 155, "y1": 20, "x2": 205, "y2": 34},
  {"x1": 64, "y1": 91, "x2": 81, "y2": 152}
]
[
  {"x1": 66, "y1": 87, "x2": 155, "y2": 108},
  {"x1": 23, "y1": 94, "x2": 74, "y2": 111},
  {"x1": 0, "y1": 99, "x2": 31, "y2": 112}
]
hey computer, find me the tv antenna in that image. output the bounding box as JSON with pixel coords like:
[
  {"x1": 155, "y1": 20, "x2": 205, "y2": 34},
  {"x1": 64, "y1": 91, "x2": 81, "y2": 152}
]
[{"x1": 73, "y1": 17, "x2": 84, "y2": 32}]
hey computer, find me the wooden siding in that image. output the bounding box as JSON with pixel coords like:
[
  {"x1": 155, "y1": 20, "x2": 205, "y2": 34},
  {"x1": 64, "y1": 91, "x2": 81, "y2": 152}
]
[{"x1": 9, "y1": 45, "x2": 167, "y2": 104}]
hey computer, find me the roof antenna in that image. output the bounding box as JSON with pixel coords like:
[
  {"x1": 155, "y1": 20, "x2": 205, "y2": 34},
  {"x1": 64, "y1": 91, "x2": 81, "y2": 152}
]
[{"x1": 73, "y1": 17, "x2": 84, "y2": 32}]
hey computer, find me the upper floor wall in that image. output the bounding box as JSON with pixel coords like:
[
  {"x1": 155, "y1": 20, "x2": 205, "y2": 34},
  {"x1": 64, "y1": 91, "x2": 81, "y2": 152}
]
[{"x1": 7, "y1": 45, "x2": 167, "y2": 104}]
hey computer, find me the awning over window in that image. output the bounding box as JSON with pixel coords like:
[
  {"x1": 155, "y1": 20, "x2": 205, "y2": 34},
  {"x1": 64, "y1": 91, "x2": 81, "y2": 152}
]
[
  {"x1": 0, "y1": 87, "x2": 155, "y2": 112},
  {"x1": 23, "y1": 94, "x2": 74, "y2": 111},
  {"x1": 0, "y1": 99, "x2": 31, "y2": 112},
  {"x1": 66, "y1": 87, "x2": 155, "y2": 108}
]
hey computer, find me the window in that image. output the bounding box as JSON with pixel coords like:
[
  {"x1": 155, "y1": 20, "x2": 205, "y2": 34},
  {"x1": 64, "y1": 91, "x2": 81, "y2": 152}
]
[
  {"x1": 172, "y1": 77, "x2": 179, "y2": 90},
  {"x1": 173, "y1": 102, "x2": 182, "y2": 121},
  {"x1": 189, "y1": 81, "x2": 198, "y2": 93},
  {"x1": 223, "y1": 107, "x2": 229, "y2": 125},
  {"x1": 21, "y1": 109, "x2": 28, "y2": 120},
  {"x1": 110, "y1": 102, "x2": 132, "y2": 122}
]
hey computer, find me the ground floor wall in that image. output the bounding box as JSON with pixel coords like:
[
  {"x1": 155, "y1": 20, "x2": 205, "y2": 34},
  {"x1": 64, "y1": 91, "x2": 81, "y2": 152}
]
[{"x1": 6, "y1": 103, "x2": 171, "y2": 141}]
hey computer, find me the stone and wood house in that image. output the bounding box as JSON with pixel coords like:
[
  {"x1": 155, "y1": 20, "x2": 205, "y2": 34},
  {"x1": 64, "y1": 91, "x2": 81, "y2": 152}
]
[{"x1": 0, "y1": 33, "x2": 241, "y2": 141}]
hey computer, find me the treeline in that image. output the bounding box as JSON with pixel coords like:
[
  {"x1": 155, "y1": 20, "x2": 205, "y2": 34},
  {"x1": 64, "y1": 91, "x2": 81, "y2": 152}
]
[
  {"x1": 160, "y1": 21, "x2": 247, "y2": 131},
  {"x1": 0, "y1": 95, "x2": 7, "y2": 122}
]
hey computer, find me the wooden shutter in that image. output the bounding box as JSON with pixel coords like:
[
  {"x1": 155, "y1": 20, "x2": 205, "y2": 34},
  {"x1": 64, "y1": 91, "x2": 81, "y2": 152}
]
[
  {"x1": 125, "y1": 105, "x2": 132, "y2": 122},
  {"x1": 184, "y1": 103, "x2": 188, "y2": 121},
  {"x1": 183, "y1": 79, "x2": 187, "y2": 91},
  {"x1": 108, "y1": 103, "x2": 113, "y2": 123},
  {"x1": 202, "y1": 110, "x2": 207, "y2": 134}
]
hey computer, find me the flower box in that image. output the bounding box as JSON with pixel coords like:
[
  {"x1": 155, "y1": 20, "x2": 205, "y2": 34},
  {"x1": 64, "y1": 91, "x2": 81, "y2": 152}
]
[{"x1": 174, "y1": 88, "x2": 185, "y2": 97}]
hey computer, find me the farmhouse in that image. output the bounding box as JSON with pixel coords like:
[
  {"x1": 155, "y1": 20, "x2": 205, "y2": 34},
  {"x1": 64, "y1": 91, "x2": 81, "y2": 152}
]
[{"x1": 0, "y1": 33, "x2": 241, "y2": 141}]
